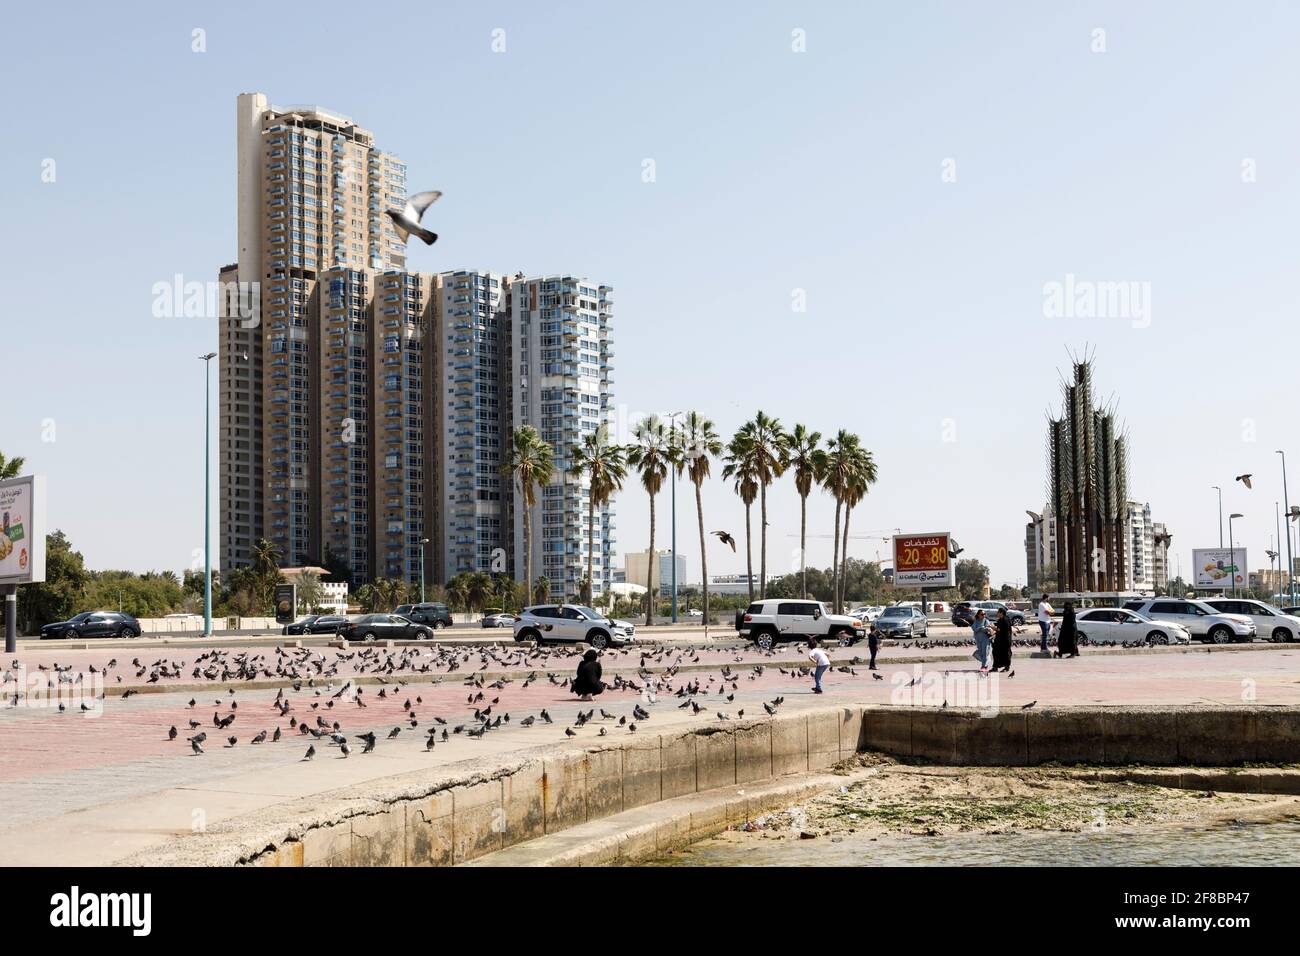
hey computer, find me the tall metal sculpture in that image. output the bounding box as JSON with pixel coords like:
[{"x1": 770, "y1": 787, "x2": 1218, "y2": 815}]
[{"x1": 1046, "y1": 356, "x2": 1129, "y2": 593}]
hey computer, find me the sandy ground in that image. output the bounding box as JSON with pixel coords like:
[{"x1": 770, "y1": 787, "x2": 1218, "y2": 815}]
[{"x1": 706, "y1": 756, "x2": 1300, "y2": 846}]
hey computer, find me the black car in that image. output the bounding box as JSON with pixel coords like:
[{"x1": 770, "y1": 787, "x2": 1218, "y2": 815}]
[
  {"x1": 282, "y1": 614, "x2": 348, "y2": 636},
  {"x1": 951, "y1": 602, "x2": 977, "y2": 627},
  {"x1": 337, "y1": 614, "x2": 432, "y2": 641},
  {"x1": 41, "y1": 611, "x2": 141, "y2": 640},
  {"x1": 402, "y1": 602, "x2": 453, "y2": 628}
]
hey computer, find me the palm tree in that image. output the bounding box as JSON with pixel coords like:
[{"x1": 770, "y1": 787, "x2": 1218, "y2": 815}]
[
  {"x1": 373, "y1": 577, "x2": 406, "y2": 612},
  {"x1": 532, "y1": 575, "x2": 550, "y2": 605},
  {"x1": 568, "y1": 426, "x2": 627, "y2": 606},
  {"x1": 782, "y1": 424, "x2": 825, "y2": 599},
  {"x1": 626, "y1": 414, "x2": 674, "y2": 626},
  {"x1": 837, "y1": 443, "x2": 878, "y2": 611},
  {"x1": 820, "y1": 432, "x2": 858, "y2": 614},
  {"x1": 501, "y1": 426, "x2": 555, "y2": 606},
  {"x1": 677, "y1": 412, "x2": 722, "y2": 624},
  {"x1": 447, "y1": 575, "x2": 471, "y2": 613},
  {"x1": 722, "y1": 424, "x2": 760, "y2": 603},
  {"x1": 0, "y1": 452, "x2": 25, "y2": 480},
  {"x1": 749, "y1": 411, "x2": 785, "y2": 599},
  {"x1": 250, "y1": 538, "x2": 283, "y2": 612},
  {"x1": 467, "y1": 571, "x2": 493, "y2": 612}
]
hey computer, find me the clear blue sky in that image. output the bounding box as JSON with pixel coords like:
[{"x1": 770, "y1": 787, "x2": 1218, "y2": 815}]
[{"x1": 5, "y1": 1, "x2": 1300, "y2": 588}]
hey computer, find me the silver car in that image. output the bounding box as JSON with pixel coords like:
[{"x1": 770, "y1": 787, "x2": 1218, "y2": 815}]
[
  {"x1": 873, "y1": 605, "x2": 929, "y2": 639},
  {"x1": 512, "y1": 604, "x2": 635, "y2": 649}
]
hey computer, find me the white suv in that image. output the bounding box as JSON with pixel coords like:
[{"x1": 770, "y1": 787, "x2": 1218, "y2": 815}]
[
  {"x1": 736, "y1": 599, "x2": 866, "y2": 650},
  {"x1": 1122, "y1": 598, "x2": 1256, "y2": 644},
  {"x1": 1204, "y1": 599, "x2": 1300, "y2": 643},
  {"x1": 513, "y1": 605, "x2": 635, "y2": 649}
]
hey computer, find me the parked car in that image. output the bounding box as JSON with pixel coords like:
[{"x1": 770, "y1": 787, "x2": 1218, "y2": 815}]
[
  {"x1": 951, "y1": 602, "x2": 977, "y2": 627},
  {"x1": 337, "y1": 614, "x2": 432, "y2": 641},
  {"x1": 1073, "y1": 608, "x2": 1191, "y2": 645},
  {"x1": 873, "y1": 605, "x2": 930, "y2": 639},
  {"x1": 970, "y1": 601, "x2": 1027, "y2": 626},
  {"x1": 513, "y1": 605, "x2": 635, "y2": 649},
  {"x1": 398, "y1": 602, "x2": 453, "y2": 628},
  {"x1": 41, "y1": 611, "x2": 141, "y2": 640},
  {"x1": 1204, "y1": 599, "x2": 1300, "y2": 643},
  {"x1": 1122, "y1": 598, "x2": 1256, "y2": 644},
  {"x1": 687, "y1": 608, "x2": 703, "y2": 618},
  {"x1": 735, "y1": 599, "x2": 865, "y2": 650},
  {"x1": 849, "y1": 605, "x2": 884, "y2": 623},
  {"x1": 282, "y1": 614, "x2": 348, "y2": 636},
  {"x1": 481, "y1": 613, "x2": 517, "y2": 628}
]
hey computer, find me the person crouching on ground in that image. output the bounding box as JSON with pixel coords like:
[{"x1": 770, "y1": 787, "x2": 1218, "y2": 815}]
[
  {"x1": 572, "y1": 649, "x2": 605, "y2": 701},
  {"x1": 991, "y1": 607, "x2": 1013, "y2": 673},
  {"x1": 808, "y1": 639, "x2": 831, "y2": 694},
  {"x1": 971, "y1": 609, "x2": 992, "y2": 674}
]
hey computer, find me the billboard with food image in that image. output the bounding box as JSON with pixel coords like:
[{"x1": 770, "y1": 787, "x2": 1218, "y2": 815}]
[
  {"x1": 1192, "y1": 547, "x2": 1246, "y2": 591},
  {"x1": 0, "y1": 475, "x2": 46, "y2": 585}
]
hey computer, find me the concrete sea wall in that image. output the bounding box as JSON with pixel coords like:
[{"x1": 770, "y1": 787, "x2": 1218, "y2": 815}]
[{"x1": 132, "y1": 704, "x2": 1300, "y2": 867}]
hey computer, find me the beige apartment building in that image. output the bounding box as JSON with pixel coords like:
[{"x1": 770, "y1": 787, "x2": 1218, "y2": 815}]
[{"x1": 219, "y1": 94, "x2": 616, "y2": 596}]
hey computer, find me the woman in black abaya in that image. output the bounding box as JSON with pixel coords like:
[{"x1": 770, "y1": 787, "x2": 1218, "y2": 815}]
[
  {"x1": 1055, "y1": 601, "x2": 1079, "y2": 658},
  {"x1": 991, "y1": 607, "x2": 1013, "y2": 672}
]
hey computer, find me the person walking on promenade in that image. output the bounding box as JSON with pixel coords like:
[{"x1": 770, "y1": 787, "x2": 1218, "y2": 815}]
[
  {"x1": 808, "y1": 639, "x2": 831, "y2": 694},
  {"x1": 971, "y1": 609, "x2": 992, "y2": 674},
  {"x1": 992, "y1": 607, "x2": 1013, "y2": 672},
  {"x1": 571, "y1": 649, "x2": 606, "y2": 700},
  {"x1": 1055, "y1": 601, "x2": 1079, "y2": 658},
  {"x1": 867, "y1": 623, "x2": 881, "y2": 670},
  {"x1": 1036, "y1": 594, "x2": 1054, "y2": 653}
]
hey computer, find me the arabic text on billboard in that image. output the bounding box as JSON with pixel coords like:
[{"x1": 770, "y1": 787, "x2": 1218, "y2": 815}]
[{"x1": 893, "y1": 532, "x2": 955, "y2": 587}]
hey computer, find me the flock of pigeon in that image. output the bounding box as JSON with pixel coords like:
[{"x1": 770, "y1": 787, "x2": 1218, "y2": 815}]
[{"x1": 161, "y1": 645, "x2": 845, "y2": 759}]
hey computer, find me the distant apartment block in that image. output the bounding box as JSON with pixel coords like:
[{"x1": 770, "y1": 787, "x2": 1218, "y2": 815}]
[{"x1": 219, "y1": 94, "x2": 614, "y2": 593}]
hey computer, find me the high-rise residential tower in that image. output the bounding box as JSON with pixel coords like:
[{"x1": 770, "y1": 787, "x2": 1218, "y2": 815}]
[
  {"x1": 220, "y1": 94, "x2": 616, "y2": 601},
  {"x1": 510, "y1": 276, "x2": 616, "y2": 598},
  {"x1": 222, "y1": 93, "x2": 407, "y2": 570}
]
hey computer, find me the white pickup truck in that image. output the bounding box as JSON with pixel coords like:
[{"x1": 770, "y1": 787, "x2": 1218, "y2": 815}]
[{"x1": 735, "y1": 599, "x2": 866, "y2": 650}]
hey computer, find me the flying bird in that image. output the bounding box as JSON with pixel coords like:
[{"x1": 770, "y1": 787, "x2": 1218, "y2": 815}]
[
  {"x1": 711, "y1": 531, "x2": 737, "y2": 551},
  {"x1": 1236, "y1": 474, "x2": 1253, "y2": 489},
  {"x1": 385, "y1": 190, "x2": 442, "y2": 245}
]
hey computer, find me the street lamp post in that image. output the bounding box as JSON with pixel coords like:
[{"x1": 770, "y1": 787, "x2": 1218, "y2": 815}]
[
  {"x1": 1277, "y1": 502, "x2": 1283, "y2": 601},
  {"x1": 1279, "y1": 452, "x2": 1294, "y2": 603},
  {"x1": 200, "y1": 352, "x2": 217, "y2": 638},
  {"x1": 1228, "y1": 513, "x2": 1243, "y2": 598},
  {"x1": 419, "y1": 538, "x2": 430, "y2": 604},
  {"x1": 1212, "y1": 486, "x2": 1223, "y2": 547}
]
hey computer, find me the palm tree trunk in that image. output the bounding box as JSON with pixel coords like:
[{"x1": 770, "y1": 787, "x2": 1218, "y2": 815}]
[
  {"x1": 695, "y1": 480, "x2": 708, "y2": 624},
  {"x1": 744, "y1": 502, "x2": 754, "y2": 603},
  {"x1": 840, "y1": 503, "x2": 854, "y2": 613},
  {"x1": 759, "y1": 481, "x2": 768, "y2": 599},
  {"x1": 831, "y1": 498, "x2": 842, "y2": 612},
  {"x1": 523, "y1": 501, "x2": 533, "y2": 605},
  {"x1": 587, "y1": 488, "x2": 596, "y2": 605},
  {"x1": 646, "y1": 493, "x2": 657, "y2": 626},
  {"x1": 799, "y1": 491, "x2": 808, "y2": 598}
]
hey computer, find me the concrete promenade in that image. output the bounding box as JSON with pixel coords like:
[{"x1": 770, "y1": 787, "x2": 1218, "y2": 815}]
[{"x1": 1, "y1": 638, "x2": 1298, "y2": 866}]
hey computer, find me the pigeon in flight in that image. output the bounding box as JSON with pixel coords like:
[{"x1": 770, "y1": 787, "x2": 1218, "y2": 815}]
[
  {"x1": 1236, "y1": 474, "x2": 1253, "y2": 489},
  {"x1": 386, "y1": 190, "x2": 442, "y2": 246},
  {"x1": 711, "y1": 531, "x2": 737, "y2": 552}
]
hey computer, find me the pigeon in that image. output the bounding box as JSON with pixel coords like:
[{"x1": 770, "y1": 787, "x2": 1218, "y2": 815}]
[
  {"x1": 388, "y1": 726, "x2": 402, "y2": 739},
  {"x1": 1236, "y1": 474, "x2": 1253, "y2": 489},
  {"x1": 357, "y1": 732, "x2": 377, "y2": 754},
  {"x1": 339, "y1": 740, "x2": 351, "y2": 757},
  {"x1": 227, "y1": 736, "x2": 238, "y2": 747},
  {"x1": 872, "y1": 673, "x2": 884, "y2": 681},
  {"x1": 168, "y1": 725, "x2": 178, "y2": 741},
  {"x1": 1022, "y1": 700, "x2": 1037, "y2": 709},
  {"x1": 251, "y1": 730, "x2": 267, "y2": 744},
  {"x1": 273, "y1": 727, "x2": 282, "y2": 742},
  {"x1": 386, "y1": 190, "x2": 442, "y2": 245},
  {"x1": 191, "y1": 738, "x2": 204, "y2": 755},
  {"x1": 425, "y1": 735, "x2": 436, "y2": 751},
  {"x1": 565, "y1": 727, "x2": 577, "y2": 738},
  {"x1": 303, "y1": 744, "x2": 316, "y2": 761},
  {"x1": 711, "y1": 530, "x2": 737, "y2": 551}
]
